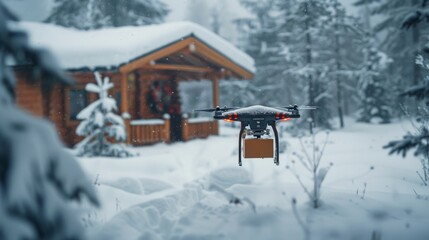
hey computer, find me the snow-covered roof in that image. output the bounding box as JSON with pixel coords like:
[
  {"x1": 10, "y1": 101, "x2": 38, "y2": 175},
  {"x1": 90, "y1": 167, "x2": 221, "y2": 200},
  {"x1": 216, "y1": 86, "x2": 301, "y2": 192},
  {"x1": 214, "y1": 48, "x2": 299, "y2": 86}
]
[{"x1": 18, "y1": 21, "x2": 255, "y2": 74}]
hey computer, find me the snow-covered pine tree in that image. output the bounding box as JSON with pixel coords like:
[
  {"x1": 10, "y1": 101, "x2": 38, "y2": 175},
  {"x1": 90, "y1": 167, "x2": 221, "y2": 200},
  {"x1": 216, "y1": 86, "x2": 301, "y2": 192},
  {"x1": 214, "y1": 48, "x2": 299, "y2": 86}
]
[
  {"x1": 397, "y1": 1, "x2": 429, "y2": 107},
  {"x1": 385, "y1": 52, "x2": 429, "y2": 184},
  {"x1": 354, "y1": 0, "x2": 427, "y2": 89},
  {"x1": 384, "y1": 3, "x2": 429, "y2": 181},
  {"x1": 402, "y1": 55, "x2": 429, "y2": 104},
  {"x1": 210, "y1": 5, "x2": 221, "y2": 34},
  {"x1": 271, "y1": 0, "x2": 307, "y2": 107},
  {"x1": 384, "y1": 108, "x2": 429, "y2": 184},
  {"x1": 187, "y1": 0, "x2": 210, "y2": 29},
  {"x1": 0, "y1": 3, "x2": 99, "y2": 239},
  {"x1": 356, "y1": 34, "x2": 393, "y2": 123},
  {"x1": 75, "y1": 72, "x2": 134, "y2": 157},
  {"x1": 322, "y1": 0, "x2": 363, "y2": 128},
  {"x1": 219, "y1": 80, "x2": 257, "y2": 107},
  {"x1": 46, "y1": 0, "x2": 169, "y2": 30},
  {"x1": 353, "y1": 0, "x2": 393, "y2": 123},
  {"x1": 235, "y1": 0, "x2": 291, "y2": 107},
  {"x1": 280, "y1": 0, "x2": 334, "y2": 129}
]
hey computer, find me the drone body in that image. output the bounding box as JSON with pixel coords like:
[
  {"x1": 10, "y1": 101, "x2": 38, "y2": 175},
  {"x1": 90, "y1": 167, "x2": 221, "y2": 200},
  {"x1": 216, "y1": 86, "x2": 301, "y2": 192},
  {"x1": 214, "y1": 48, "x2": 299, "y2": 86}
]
[{"x1": 195, "y1": 105, "x2": 315, "y2": 166}]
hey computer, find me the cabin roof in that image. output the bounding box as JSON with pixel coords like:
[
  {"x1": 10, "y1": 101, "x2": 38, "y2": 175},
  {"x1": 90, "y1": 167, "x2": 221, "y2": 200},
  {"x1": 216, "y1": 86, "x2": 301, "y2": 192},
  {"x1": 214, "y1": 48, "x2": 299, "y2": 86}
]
[{"x1": 18, "y1": 21, "x2": 255, "y2": 76}]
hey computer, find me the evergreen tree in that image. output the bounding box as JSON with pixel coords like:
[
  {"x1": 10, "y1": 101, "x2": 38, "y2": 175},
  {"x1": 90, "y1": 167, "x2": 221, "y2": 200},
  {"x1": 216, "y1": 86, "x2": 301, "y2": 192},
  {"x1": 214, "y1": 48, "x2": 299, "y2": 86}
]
[
  {"x1": 356, "y1": 35, "x2": 393, "y2": 123},
  {"x1": 235, "y1": 0, "x2": 288, "y2": 107},
  {"x1": 384, "y1": 18, "x2": 429, "y2": 183},
  {"x1": 270, "y1": 0, "x2": 305, "y2": 107},
  {"x1": 324, "y1": 0, "x2": 363, "y2": 127},
  {"x1": 219, "y1": 80, "x2": 257, "y2": 107},
  {"x1": 46, "y1": 0, "x2": 169, "y2": 30},
  {"x1": 0, "y1": 3, "x2": 99, "y2": 239},
  {"x1": 354, "y1": 0, "x2": 427, "y2": 89},
  {"x1": 186, "y1": 0, "x2": 210, "y2": 28},
  {"x1": 210, "y1": 5, "x2": 221, "y2": 34},
  {"x1": 401, "y1": 54, "x2": 429, "y2": 105},
  {"x1": 237, "y1": 0, "x2": 361, "y2": 129},
  {"x1": 75, "y1": 72, "x2": 134, "y2": 157},
  {"x1": 280, "y1": 0, "x2": 334, "y2": 129}
]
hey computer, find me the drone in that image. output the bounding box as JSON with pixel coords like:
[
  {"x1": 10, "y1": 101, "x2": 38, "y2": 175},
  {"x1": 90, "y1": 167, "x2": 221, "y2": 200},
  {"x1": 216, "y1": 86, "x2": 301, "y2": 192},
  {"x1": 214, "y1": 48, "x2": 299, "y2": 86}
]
[{"x1": 195, "y1": 105, "x2": 316, "y2": 166}]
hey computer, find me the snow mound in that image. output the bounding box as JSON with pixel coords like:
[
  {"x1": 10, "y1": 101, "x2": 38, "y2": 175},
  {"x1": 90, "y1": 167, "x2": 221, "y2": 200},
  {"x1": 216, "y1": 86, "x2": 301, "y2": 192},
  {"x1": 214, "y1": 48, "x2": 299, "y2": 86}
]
[
  {"x1": 103, "y1": 177, "x2": 173, "y2": 195},
  {"x1": 208, "y1": 166, "x2": 252, "y2": 188},
  {"x1": 93, "y1": 184, "x2": 204, "y2": 240}
]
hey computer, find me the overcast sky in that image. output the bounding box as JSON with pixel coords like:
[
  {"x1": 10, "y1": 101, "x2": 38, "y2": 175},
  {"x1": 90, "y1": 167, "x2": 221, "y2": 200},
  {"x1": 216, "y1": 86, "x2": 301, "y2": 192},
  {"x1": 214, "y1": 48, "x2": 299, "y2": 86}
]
[
  {"x1": 4, "y1": 0, "x2": 359, "y2": 22},
  {"x1": 3, "y1": 0, "x2": 359, "y2": 44},
  {"x1": 3, "y1": 0, "x2": 252, "y2": 22}
]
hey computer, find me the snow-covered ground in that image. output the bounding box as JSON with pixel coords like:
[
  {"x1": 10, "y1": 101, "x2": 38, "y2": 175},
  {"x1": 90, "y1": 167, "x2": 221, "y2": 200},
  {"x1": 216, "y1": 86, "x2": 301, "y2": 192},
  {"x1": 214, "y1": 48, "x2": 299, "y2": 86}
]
[{"x1": 77, "y1": 119, "x2": 429, "y2": 240}]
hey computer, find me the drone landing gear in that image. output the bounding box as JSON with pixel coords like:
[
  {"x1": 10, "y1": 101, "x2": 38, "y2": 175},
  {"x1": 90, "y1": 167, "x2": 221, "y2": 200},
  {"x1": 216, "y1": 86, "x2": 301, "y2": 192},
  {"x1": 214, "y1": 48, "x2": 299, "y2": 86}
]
[
  {"x1": 270, "y1": 122, "x2": 280, "y2": 166},
  {"x1": 238, "y1": 124, "x2": 246, "y2": 166}
]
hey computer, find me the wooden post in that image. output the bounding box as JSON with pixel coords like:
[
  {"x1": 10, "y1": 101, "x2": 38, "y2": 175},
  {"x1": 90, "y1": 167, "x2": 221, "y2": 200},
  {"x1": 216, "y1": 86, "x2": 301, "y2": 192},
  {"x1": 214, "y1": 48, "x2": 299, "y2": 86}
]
[
  {"x1": 211, "y1": 74, "x2": 220, "y2": 135},
  {"x1": 182, "y1": 113, "x2": 189, "y2": 141},
  {"x1": 120, "y1": 72, "x2": 129, "y2": 114},
  {"x1": 163, "y1": 114, "x2": 171, "y2": 144},
  {"x1": 212, "y1": 74, "x2": 219, "y2": 107},
  {"x1": 120, "y1": 72, "x2": 131, "y2": 144}
]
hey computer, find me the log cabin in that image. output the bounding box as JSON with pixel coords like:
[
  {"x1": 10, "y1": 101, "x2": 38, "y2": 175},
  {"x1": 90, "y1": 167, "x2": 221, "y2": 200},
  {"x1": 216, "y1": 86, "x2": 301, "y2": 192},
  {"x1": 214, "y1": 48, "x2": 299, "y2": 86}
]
[{"x1": 14, "y1": 21, "x2": 255, "y2": 147}]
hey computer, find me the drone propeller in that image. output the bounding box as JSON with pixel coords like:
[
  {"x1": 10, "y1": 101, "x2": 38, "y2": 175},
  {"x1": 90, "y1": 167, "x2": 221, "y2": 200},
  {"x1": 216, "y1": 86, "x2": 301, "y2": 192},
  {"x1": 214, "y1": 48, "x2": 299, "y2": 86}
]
[
  {"x1": 194, "y1": 106, "x2": 239, "y2": 112},
  {"x1": 282, "y1": 105, "x2": 317, "y2": 110},
  {"x1": 297, "y1": 106, "x2": 317, "y2": 110}
]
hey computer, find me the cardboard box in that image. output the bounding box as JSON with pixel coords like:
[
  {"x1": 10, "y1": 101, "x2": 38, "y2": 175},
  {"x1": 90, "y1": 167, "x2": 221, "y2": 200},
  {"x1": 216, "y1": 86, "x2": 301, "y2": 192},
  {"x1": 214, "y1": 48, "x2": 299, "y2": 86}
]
[{"x1": 244, "y1": 138, "x2": 274, "y2": 158}]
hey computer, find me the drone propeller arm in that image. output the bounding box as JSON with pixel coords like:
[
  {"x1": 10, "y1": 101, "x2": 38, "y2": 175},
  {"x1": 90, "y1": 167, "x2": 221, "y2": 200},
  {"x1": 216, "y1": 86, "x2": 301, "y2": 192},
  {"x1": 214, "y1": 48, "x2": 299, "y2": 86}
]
[
  {"x1": 194, "y1": 106, "x2": 239, "y2": 113},
  {"x1": 281, "y1": 105, "x2": 317, "y2": 110}
]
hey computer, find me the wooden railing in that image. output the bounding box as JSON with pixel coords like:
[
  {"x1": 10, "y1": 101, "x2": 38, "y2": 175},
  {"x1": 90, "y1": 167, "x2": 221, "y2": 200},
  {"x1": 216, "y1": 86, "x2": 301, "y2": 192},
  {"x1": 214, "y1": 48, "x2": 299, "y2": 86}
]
[
  {"x1": 129, "y1": 115, "x2": 170, "y2": 145},
  {"x1": 182, "y1": 115, "x2": 218, "y2": 141}
]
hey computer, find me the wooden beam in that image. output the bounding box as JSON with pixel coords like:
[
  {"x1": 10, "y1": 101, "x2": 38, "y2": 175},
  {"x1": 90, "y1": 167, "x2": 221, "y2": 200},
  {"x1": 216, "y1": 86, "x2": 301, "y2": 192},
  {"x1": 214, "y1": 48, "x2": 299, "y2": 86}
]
[
  {"x1": 194, "y1": 41, "x2": 253, "y2": 80},
  {"x1": 180, "y1": 48, "x2": 215, "y2": 67},
  {"x1": 119, "y1": 36, "x2": 253, "y2": 80},
  {"x1": 144, "y1": 64, "x2": 213, "y2": 73},
  {"x1": 119, "y1": 37, "x2": 195, "y2": 73}
]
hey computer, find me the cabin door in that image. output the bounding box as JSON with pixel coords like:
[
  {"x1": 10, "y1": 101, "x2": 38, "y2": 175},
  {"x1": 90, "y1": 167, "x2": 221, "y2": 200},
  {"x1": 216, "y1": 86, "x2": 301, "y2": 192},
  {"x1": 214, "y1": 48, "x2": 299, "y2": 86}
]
[
  {"x1": 146, "y1": 78, "x2": 182, "y2": 142},
  {"x1": 164, "y1": 79, "x2": 182, "y2": 142}
]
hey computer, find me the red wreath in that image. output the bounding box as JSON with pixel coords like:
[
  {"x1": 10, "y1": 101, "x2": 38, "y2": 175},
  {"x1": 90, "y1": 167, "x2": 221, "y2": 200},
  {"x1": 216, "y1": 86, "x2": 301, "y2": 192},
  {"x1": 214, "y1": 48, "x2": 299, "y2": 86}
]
[{"x1": 147, "y1": 82, "x2": 163, "y2": 113}]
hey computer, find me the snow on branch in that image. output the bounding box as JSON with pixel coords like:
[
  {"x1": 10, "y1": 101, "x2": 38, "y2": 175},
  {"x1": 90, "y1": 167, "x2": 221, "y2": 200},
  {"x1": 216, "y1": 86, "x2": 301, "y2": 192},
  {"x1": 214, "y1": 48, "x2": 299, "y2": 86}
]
[
  {"x1": 0, "y1": 3, "x2": 98, "y2": 239},
  {"x1": 75, "y1": 72, "x2": 135, "y2": 158}
]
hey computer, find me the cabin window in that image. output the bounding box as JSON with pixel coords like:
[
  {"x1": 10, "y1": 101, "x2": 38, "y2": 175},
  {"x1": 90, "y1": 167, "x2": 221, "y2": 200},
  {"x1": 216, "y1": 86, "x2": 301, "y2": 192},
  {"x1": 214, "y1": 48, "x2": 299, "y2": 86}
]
[{"x1": 69, "y1": 89, "x2": 87, "y2": 120}]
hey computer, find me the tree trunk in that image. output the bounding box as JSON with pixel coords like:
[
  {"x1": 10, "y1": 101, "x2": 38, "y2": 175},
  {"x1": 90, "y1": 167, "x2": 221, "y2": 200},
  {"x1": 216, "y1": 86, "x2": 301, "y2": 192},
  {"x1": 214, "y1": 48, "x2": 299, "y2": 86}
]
[
  {"x1": 304, "y1": 1, "x2": 315, "y2": 124},
  {"x1": 334, "y1": 1, "x2": 344, "y2": 128},
  {"x1": 412, "y1": 0, "x2": 421, "y2": 85}
]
